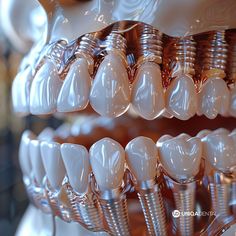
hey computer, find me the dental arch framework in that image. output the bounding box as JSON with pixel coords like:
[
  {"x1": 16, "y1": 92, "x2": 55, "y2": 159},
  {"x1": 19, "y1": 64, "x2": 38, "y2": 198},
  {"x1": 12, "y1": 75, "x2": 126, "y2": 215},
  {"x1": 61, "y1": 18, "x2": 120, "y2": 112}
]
[{"x1": 13, "y1": 16, "x2": 236, "y2": 236}]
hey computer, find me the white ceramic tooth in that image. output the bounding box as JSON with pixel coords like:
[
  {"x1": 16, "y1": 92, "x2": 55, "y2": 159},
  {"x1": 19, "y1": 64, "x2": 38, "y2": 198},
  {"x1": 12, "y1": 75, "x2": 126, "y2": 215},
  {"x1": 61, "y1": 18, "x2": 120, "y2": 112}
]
[
  {"x1": 89, "y1": 137, "x2": 125, "y2": 191},
  {"x1": 198, "y1": 77, "x2": 230, "y2": 119},
  {"x1": 196, "y1": 130, "x2": 211, "y2": 139},
  {"x1": 40, "y1": 141, "x2": 66, "y2": 189},
  {"x1": 229, "y1": 86, "x2": 236, "y2": 117},
  {"x1": 125, "y1": 136, "x2": 158, "y2": 181},
  {"x1": 158, "y1": 135, "x2": 202, "y2": 182},
  {"x1": 29, "y1": 140, "x2": 45, "y2": 184},
  {"x1": 166, "y1": 74, "x2": 197, "y2": 120},
  {"x1": 19, "y1": 130, "x2": 35, "y2": 177},
  {"x1": 212, "y1": 128, "x2": 230, "y2": 135},
  {"x1": 30, "y1": 61, "x2": 63, "y2": 115},
  {"x1": 131, "y1": 62, "x2": 165, "y2": 120},
  {"x1": 57, "y1": 58, "x2": 92, "y2": 112},
  {"x1": 90, "y1": 54, "x2": 131, "y2": 117},
  {"x1": 61, "y1": 143, "x2": 90, "y2": 194},
  {"x1": 12, "y1": 67, "x2": 33, "y2": 115},
  {"x1": 202, "y1": 132, "x2": 236, "y2": 173},
  {"x1": 38, "y1": 127, "x2": 54, "y2": 141}
]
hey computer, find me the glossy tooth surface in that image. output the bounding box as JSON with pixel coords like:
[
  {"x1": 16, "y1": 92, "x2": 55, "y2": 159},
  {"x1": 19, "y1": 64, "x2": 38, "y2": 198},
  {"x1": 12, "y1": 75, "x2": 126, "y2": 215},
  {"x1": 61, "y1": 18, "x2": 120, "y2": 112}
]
[
  {"x1": 57, "y1": 58, "x2": 91, "y2": 112},
  {"x1": 29, "y1": 140, "x2": 45, "y2": 184},
  {"x1": 166, "y1": 75, "x2": 197, "y2": 120},
  {"x1": 131, "y1": 62, "x2": 165, "y2": 120},
  {"x1": 90, "y1": 53, "x2": 130, "y2": 117},
  {"x1": 30, "y1": 61, "x2": 63, "y2": 115},
  {"x1": 12, "y1": 67, "x2": 33, "y2": 115},
  {"x1": 229, "y1": 86, "x2": 236, "y2": 117},
  {"x1": 158, "y1": 135, "x2": 202, "y2": 182},
  {"x1": 61, "y1": 143, "x2": 90, "y2": 194},
  {"x1": 19, "y1": 130, "x2": 36, "y2": 177},
  {"x1": 40, "y1": 141, "x2": 66, "y2": 189},
  {"x1": 198, "y1": 77, "x2": 230, "y2": 119},
  {"x1": 202, "y1": 132, "x2": 236, "y2": 173},
  {"x1": 89, "y1": 137, "x2": 125, "y2": 191},
  {"x1": 196, "y1": 130, "x2": 211, "y2": 139},
  {"x1": 126, "y1": 136, "x2": 158, "y2": 182},
  {"x1": 38, "y1": 128, "x2": 54, "y2": 141}
]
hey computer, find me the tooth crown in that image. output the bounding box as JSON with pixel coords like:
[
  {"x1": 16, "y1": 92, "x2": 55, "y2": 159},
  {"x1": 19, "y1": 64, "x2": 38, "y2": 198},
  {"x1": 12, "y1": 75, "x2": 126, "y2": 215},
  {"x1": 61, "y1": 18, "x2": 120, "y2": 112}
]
[
  {"x1": 57, "y1": 58, "x2": 91, "y2": 112},
  {"x1": 19, "y1": 130, "x2": 36, "y2": 177},
  {"x1": 158, "y1": 135, "x2": 202, "y2": 182},
  {"x1": 40, "y1": 141, "x2": 66, "y2": 189},
  {"x1": 30, "y1": 60, "x2": 63, "y2": 115},
  {"x1": 131, "y1": 62, "x2": 165, "y2": 120},
  {"x1": 202, "y1": 132, "x2": 236, "y2": 173},
  {"x1": 29, "y1": 140, "x2": 45, "y2": 185},
  {"x1": 61, "y1": 143, "x2": 90, "y2": 194},
  {"x1": 90, "y1": 53, "x2": 130, "y2": 117},
  {"x1": 89, "y1": 137, "x2": 125, "y2": 191},
  {"x1": 125, "y1": 136, "x2": 158, "y2": 182}
]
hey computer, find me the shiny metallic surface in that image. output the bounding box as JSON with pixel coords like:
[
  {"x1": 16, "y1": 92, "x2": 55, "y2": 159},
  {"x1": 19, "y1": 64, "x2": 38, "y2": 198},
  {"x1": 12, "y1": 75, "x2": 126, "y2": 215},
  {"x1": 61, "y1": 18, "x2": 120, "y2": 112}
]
[{"x1": 137, "y1": 182, "x2": 167, "y2": 236}]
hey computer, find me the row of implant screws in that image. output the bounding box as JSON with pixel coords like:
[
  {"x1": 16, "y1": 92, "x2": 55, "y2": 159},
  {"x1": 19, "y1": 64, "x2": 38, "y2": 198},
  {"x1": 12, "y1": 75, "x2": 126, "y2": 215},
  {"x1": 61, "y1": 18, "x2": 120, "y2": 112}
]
[{"x1": 41, "y1": 23, "x2": 236, "y2": 90}]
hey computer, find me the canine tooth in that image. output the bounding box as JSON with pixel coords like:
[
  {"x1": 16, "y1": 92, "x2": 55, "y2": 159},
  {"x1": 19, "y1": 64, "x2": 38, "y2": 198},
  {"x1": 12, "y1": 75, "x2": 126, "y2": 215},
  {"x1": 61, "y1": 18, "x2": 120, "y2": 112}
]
[
  {"x1": 198, "y1": 78, "x2": 230, "y2": 119},
  {"x1": 131, "y1": 62, "x2": 164, "y2": 120},
  {"x1": 125, "y1": 136, "x2": 158, "y2": 181},
  {"x1": 89, "y1": 137, "x2": 125, "y2": 191},
  {"x1": 30, "y1": 61, "x2": 63, "y2": 115},
  {"x1": 12, "y1": 67, "x2": 33, "y2": 115},
  {"x1": 40, "y1": 141, "x2": 66, "y2": 189},
  {"x1": 29, "y1": 140, "x2": 45, "y2": 184},
  {"x1": 19, "y1": 130, "x2": 36, "y2": 177},
  {"x1": 90, "y1": 54, "x2": 130, "y2": 117},
  {"x1": 57, "y1": 58, "x2": 91, "y2": 112},
  {"x1": 229, "y1": 86, "x2": 236, "y2": 117},
  {"x1": 202, "y1": 132, "x2": 236, "y2": 173},
  {"x1": 166, "y1": 75, "x2": 197, "y2": 120},
  {"x1": 158, "y1": 135, "x2": 202, "y2": 181},
  {"x1": 61, "y1": 143, "x2": 90, "y2": 194}
]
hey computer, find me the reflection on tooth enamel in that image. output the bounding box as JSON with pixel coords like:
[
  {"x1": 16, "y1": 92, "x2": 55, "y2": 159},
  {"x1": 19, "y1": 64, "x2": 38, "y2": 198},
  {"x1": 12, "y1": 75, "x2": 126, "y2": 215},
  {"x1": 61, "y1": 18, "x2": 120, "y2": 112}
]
[
  {"x1": 158, "y1": 135, "x2": 202, "y2": 182},
  {"x1": 61, "y1": 143, "x2": 90, "y2": 194},
  {"x1": 29, "y1": 140, "x2": 45, "y2": 185},
  {"x1": 166, "y1": 75, "x2": 197, "y2": 120},
  {"x1": 89, "y1": 53, "x2": 130, "y2": 117},
  {"x1": 197, "y1": 77, "x2": 230, "y2": 119},
  {"x1": 40, "y1": 141, "x2": 66, "y2": 189},
  {"x1": 202, "y1": 132, "x2": 236, "y2": 173},
  {"x1": 30, "y1": 61, "x2": 63, "y2": 115},
  {"x1": 57, "y1": 58, "x2": 92, "y2": 112},
  {"x1": 131, "y1": 62, "x2": 165, "y2": 120},
  {"x1": 12, "y1": 66, "x2": 33, "y2": 115},
  {"x1": 125, "y1": 136, "x2": 158, "y2": 181},
  {"x1": 19, "y1": 130, "x2": 36, "y2": 177},
  {"x1": 89, "y1": 137, "x2": 125, "y2": 191}
]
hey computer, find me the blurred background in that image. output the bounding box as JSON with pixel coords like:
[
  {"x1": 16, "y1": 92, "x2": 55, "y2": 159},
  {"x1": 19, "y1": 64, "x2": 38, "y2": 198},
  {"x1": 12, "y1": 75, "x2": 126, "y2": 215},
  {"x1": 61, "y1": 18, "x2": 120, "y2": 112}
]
[{"x1": 0, "y1": 1, "x2": 63, "y2": 235}]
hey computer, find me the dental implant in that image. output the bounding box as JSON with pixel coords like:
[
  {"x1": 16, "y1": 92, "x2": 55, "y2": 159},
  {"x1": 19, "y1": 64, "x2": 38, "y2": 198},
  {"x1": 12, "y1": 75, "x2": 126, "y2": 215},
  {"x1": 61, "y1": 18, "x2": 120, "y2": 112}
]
[
  {"x1": 90, "y1": 23, "x2": 131, "y2": 118},
  {"x1": 157, "y1": 134, "x2": 202, "y2": 236},
  {"x1": 126, "y1": 136, "x2": 167, "y2": 236},
  {"x1": 226, "y1": 29, "x2": 236, "y2": 117},
  {"x1": 164, "y1": 36, "x2": 197, "y2": 120},
  {"x1": 196, "y1": 30, "x2": 230, "y2": 119},
  {"x1": 131, "y1": 24, "x2": 165, "y2": 120},
  {"x1": 89, "y1": 138, "x2": 131, "y2": 236},
  {"x1": 57, "y1": 33, "x2": 99, "y2": 112},
  {"x1": 201, "y1": 130, "x2": 236, "y2": 220},
  {"x1": 40, "y1": 141, "x2": 73, "y2": 222},
  {"x1": 60, "y1": 143, "x2": 105, "y2": 232}
]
